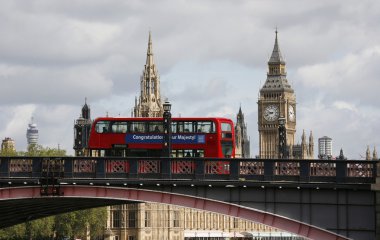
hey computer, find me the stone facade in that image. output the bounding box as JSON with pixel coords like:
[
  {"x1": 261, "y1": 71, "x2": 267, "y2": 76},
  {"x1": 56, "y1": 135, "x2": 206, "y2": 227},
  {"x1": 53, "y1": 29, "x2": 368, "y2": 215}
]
[
  {"x1": 292, "y1": 130, "x2": 314, "y2": 159},
  {"x1": 105, "y1": 203, "x2": 283, "y2": 240},
  {"x1": 74, "y1": 99, "x2": 92, "y2": 156},
  {"x1": 235, "y1": 107, "x2": 250, "y2": 158},
  {"x1": 258, "y1": 31, "x2": 313, "y2": 160},
  {"x1": 1, "y1": 137, "x2": 16, "y2": 153},
  {"x1": 105, "y1": 32, "x2": 288, "y2": 240},
  {"x1": 258, "y1": 31, "x2": 296, "y2": 159},
  {"x1": 366, "y1": 146, "x2": 378, "y2": 160}
]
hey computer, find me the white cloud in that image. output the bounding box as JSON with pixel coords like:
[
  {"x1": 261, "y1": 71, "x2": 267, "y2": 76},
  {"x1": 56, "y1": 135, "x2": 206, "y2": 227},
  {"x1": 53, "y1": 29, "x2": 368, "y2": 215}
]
[{"x1": 333, "y1": 101, "x2": 358, "y2": 112}]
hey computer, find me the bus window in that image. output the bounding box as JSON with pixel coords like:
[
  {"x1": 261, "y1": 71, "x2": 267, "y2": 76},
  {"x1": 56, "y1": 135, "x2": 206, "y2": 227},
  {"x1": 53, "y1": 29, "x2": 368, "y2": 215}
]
[
  {"x1": 130, "y1": 122, "x2": 145, "y2": 133},
  {"x1": 111, "y1": 122, "x2": 128, "y2": 133},
  {"x1": 221, "y1": 122, "x2": 232, "y2": 131},
  {"x1": 196, "y1": 121, "x2": 214, "y2": 133},
  {"x1": 171, "y1": 122, "x2": 177, "y2": 133},
  {"x1": 100, "y1": 150, "x2": 106, "y2": 157},
  {"x1": 221, "y1": 141, "x2": 233, "y2": 158},
  {"x1": 96, "y1": 121, "x2": 110, "y2": 133},
  {"x1": 221, "y1": 122, "x2": 232, "y2": 138},
  {"x1": 178, "y1": 122, "x2": 194, "y2": 133},
  {"x1": 148, "y1": 122, "x2": 163, "y2": 133},
  {"x1": 195, "y1": 150, "x2": 204, "y2": 157},
  {"x1": 171, "y1": 149, "x2": 203, "y2": 158},
  {"x1": 222, "y1": 132, "x2": 232, "y2": 138},
  {"x1": 171, "y1": 150, "x2": 176, "y2": 158},
  {"x1": 177, "y1": 150, "x2": 184, "y2": 158},
  {"x1": 184, "y1": 150, "x2": 193, "y2": 157}
]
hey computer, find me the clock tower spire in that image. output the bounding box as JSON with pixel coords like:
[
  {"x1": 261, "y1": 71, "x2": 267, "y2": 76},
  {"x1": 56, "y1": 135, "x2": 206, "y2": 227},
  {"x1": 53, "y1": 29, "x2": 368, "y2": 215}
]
[{"x1": 258, "y1": 30, "x2": 296, "y2": 159}]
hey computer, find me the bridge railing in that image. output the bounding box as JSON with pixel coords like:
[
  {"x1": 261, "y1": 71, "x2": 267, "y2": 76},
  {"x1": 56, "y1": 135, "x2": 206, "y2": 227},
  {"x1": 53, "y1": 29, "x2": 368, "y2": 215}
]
[{"x1": 0, "y1": 157, "x2": 377, "y2": 184}]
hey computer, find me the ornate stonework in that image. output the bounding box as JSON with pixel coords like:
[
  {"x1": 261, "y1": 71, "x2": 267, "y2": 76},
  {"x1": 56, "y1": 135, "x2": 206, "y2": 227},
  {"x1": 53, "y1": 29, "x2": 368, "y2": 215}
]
[
  {"x1": 133, "y1": 32, "x2": 164, "y2": 117},
  {"x1": 74, "y1": 99, "x2": 92, "y2": 156},
  {"x1": 106, "y1": 203, "x2": 283, "y2": 240},
  {"x1": 235, "y1": 107, "x2": 250, "y2": 158}
]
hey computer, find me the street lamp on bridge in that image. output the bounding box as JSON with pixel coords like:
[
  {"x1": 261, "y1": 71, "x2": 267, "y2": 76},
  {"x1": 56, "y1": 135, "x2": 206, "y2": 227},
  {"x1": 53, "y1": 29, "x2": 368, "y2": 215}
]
[
  {"x1": 278, "y1": 117, "x2": 288, "y2": 159},
  {"x1": 163, "y1": 101, "x2": 172, "y2": 158}
]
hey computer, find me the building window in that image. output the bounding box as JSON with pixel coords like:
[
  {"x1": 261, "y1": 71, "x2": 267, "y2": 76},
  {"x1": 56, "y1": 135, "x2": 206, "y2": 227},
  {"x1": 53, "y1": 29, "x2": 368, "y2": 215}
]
[
  {"x1": 128, "y1": 210, "x2": 137, "y2": 228},
  {"x1": 173, "y1": 210, "x2": 180, "y2": 228},
  {"x1": 145, "y1": 211, "x2": 151, "y2": 227},
  {"x1": 233, "y1": 218, "x2": 239, "y2": 229},
  {"x1": 112, "y1": 210, "x2": 121, "y2": 228},
  {"x1": 128, "y1": 236, "x2": 135, "y2": 240}
]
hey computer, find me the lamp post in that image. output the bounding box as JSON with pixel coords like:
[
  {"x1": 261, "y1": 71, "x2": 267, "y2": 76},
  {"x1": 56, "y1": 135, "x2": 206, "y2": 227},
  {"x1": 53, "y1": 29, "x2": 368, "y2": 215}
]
[
  {"x1": 278, "y1": 117, "x2": 287, "y2": 159},
  {"x1": 163, "y1": 101, "x2": 172, "y2": 158}
]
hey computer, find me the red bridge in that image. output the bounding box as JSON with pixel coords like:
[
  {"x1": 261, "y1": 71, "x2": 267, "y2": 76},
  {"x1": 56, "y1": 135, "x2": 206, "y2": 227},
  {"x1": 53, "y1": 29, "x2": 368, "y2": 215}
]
[{"x1": 0, "y1": 157, "x2": 378, "y2": 240}]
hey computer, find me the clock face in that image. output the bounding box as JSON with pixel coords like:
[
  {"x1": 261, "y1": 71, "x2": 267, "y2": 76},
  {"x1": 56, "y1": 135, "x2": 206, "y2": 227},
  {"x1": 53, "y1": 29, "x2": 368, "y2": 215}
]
[
  {"x1": 263, "y1": 105, "x2": 279, "y2": 122},
  {"x1": 288, "y1": 105, "x2": 295, "y2": 122}
]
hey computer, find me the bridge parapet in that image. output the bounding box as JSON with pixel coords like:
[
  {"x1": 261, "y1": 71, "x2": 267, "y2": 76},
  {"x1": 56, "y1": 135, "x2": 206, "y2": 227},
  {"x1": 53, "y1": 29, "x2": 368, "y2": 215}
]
[
  {"x1": 0, "y1": 157, "x2": 377, "y2": 185},
  {"x1": 0, "y1": 157, "x2": 377, "y2": 239}
]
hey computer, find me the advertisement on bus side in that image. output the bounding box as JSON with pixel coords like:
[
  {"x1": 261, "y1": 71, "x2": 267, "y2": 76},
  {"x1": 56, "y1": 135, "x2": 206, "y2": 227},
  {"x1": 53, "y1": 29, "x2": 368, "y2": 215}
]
[{"x1": 125, "y1": 134, "x2": 205, "y2": 144}]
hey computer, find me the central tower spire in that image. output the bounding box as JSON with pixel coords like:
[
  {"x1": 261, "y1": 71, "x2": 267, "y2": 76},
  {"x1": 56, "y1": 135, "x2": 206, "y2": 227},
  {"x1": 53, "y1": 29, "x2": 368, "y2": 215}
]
[
  {"x1": 133, "y1": 31, "x2": 164, "y2": 117},
  {"x1": 146, "y1": 31, "x2": 154, "y2": 66}
]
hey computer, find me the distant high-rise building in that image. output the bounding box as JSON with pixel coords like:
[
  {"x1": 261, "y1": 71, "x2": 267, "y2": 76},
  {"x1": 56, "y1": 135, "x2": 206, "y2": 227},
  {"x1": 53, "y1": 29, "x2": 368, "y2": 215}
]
[
  {"x1": 132, "y1": 32, "x2": 164, "y2": 117},
  {"x1": 26, "y1": 117, "x2": 39, "y2": 146},
  {"x1": 1, "y1": 137, "x2": 16, "y2": 153},
  {"x1": 74, "y1": 99, "x2": 92, "y2": 156},
  {"x1": 318, "y1": 136, "x2": 332, "y2": 159},
  {"x1": 235, "y1": 106, "x2": 250, "y2": 158}
]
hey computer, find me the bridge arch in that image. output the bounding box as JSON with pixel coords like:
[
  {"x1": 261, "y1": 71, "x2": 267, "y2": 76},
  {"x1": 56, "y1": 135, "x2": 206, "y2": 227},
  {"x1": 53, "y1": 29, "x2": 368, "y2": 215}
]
[{"x1": 0, "y1": 186, "x2": 348, "y2": 240}]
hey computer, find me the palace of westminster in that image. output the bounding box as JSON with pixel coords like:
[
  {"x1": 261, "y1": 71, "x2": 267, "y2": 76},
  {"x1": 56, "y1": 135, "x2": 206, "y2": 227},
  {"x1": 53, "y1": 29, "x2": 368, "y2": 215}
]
[{"x1": 71, "y1": 31, "x2": 315, "y2": 240}]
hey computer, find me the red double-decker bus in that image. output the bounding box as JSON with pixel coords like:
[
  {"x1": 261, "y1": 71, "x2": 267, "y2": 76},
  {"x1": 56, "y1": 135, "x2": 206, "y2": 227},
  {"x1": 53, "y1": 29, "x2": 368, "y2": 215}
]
[{"x1": 87, "y1": 117, "x2": 235, "y2": 158}]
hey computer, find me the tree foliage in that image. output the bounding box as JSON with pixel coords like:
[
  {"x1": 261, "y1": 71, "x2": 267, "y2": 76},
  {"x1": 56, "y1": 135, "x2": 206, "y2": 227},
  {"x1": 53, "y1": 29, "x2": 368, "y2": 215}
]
[
  {"x1": 0, "y1": 146, "x2": 107, "y2": 239},
  {"x1": 25, "y1": 144, "x2": 67, "y2": 157},
  {"x1": 0, "y1": 223, "x2": 25, "y2": 240},
  {"x1": 0, "y1": 208, "x2": 107, "y2": 240},
  {"x1": 54, "y1": 208, "x2": 107, "y2": 239}
]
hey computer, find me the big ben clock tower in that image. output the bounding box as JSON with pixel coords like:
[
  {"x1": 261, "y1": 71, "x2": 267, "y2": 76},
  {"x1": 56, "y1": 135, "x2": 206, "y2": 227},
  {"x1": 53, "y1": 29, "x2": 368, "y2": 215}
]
[{"x1": 258, "y1": 31, "x2": 296, "y2": 159}]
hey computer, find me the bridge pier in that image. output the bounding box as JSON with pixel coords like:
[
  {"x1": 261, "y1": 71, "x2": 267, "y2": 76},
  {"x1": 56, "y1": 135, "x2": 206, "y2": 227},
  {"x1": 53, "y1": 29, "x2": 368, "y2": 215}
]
[{"x1": 371, "y1": 161, "x2": 380, "y2": 240}]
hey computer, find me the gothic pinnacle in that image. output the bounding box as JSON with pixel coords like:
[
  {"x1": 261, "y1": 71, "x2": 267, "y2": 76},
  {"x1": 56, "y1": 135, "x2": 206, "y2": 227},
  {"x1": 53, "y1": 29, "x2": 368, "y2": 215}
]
[
  {"x1": 146, "y1": 31, "x2": 154, "y2": 66},
  {"x1": 269, "y1": 30, "x2": 285, "y2": 64}
]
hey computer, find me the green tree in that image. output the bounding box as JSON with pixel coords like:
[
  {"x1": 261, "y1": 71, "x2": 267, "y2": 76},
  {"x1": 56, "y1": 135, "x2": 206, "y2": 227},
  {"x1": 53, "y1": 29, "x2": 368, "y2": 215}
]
[
  {"x1": 0, "y1": 146, "x2": 17, "y2": 157},
  {"x1": 0, "y1": 145, "x2": 107, "y2": 239},
  {"x1": 26, "y1": 217, "x2": 55, "y2": 240},
  {"x1": 54, "y1": 207, "x2": 107, "y2": 239},
  {"x1": 26, "y1": 144, "x2": 66, "y2": 157},
  {"x1": 0, "y1": 223, "x2": 25, "y2": 240},
  {"x1": 87, "y1": 207, "x2": 108, "y2": 238},
  {"x1": 54, "y1": 212, "x2": 76, "y2": 239}
]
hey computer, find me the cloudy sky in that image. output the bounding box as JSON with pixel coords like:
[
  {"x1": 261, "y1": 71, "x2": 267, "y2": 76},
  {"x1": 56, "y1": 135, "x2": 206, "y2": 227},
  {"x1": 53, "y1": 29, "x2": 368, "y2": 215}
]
[{"x1": 0, "y1": 0, "x2": 379, "y2": 159}]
